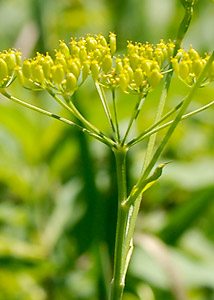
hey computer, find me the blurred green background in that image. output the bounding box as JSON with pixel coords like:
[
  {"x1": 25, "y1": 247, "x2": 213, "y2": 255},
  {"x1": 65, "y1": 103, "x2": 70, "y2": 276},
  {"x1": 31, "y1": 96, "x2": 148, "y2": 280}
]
[{"x1": 0, "y1": 0, "x2": 214, "y2": 299}]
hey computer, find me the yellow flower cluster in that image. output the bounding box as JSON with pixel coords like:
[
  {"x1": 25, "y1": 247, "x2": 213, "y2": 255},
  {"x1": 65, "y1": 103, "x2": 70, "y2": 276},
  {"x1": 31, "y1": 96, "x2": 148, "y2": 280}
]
[
  {"x1": 0, "y1": 49, "x2": 22, "y2": 87},
  {"x1": 0, "y1": 33, "x2": 212, "y2": 93},
  {"x1": 102, "y1": 39, "x2": 175, "y2": 92},
  {"x1": 172, "y1": 47, "x2": 214, "y2": 86}
]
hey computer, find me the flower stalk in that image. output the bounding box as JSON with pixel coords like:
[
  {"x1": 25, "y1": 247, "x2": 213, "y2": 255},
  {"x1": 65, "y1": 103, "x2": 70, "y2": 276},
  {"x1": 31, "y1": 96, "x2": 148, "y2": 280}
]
[{"x1": 110, "y1": 146, "x2": 129, "y2": 300}]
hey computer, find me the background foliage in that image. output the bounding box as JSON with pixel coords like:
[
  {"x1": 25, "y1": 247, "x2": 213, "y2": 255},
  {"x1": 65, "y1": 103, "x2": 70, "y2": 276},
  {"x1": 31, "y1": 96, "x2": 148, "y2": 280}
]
[{"x1": 0, "y1": 0, "x2": 214, "y2": 299}]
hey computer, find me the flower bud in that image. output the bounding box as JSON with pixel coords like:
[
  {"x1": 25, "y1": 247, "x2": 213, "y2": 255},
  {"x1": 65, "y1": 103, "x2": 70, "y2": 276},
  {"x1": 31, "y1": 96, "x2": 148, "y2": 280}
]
[
  {"x1": 5, "y1": 52, "x2": 16, "y2": 71},
  {"x1": 167, "y1": 42, "x2": 175, "y2": 61},
  {"x1": 119, "y1": 73, "x2": 129, "y2": 91},
  {"x1": 130, "y1": 53, "x2": 139, "y2": 70},
  {"x1": 175, "y1": 50, "x2": 184, "y2": 60},
  {"x1": 97, "y1": 34, "x2": 108, "y2": 47},
  {"x1": 115, "y1": 58, "x2": 123, "y2": 73},
  {"x1": 192, "y1": 59, "x2": 204, "y2": 76},
  {"x1": 79, "y1": 46, "x2": 87, "y2": 62},
  {"x1": 154, "y1": 50, "x2": 164, "y2": 66},
  {"x1": 66, "y1": 72, "x2": 77, "y2": 92},
  {"x1": 140, "y1": 59, "x2": 151, "y2": 75},
  {"x1": 157, "y1": 41, "x2": 168, "y2": 59},
  {"x1": 15, "y1": 67, "x2": 24, "y2": 86},
  {"x1": 188, "y1": 46, "x2": 199, "y2": 60},
  {"x1": 171, "y1": 58, "x2": 179, "y2": 76},
  {"x1": 0, "y1": 58, "x2": 8, "y2": 81},
  {"x1": 22, "y1": 60, "x2": 32, "y2": 79},
  {"x1": 148, "y1": 69, "x2": 163, "y2": 89},
  {"x1": 86, "y1": 36, "x2": 97, "y2": 52},
  {"x1": 55, "y1": 53, "x2": 67, "y2": 70},
  {"x1": 51, "y1": 64, "x2": 64, "y2": 84},
  {"x1": 134, "y1": 68, "x2": 144, "y2": 87},
  {"x1": 33, "y1": 65, "x2": 45, "y2": 84},
  {"x1": 82, "y1": 61, "x2": 90, "y2": 81},
  {"x1": 68, "y1": 59, "x2": 81, "y2": 79},
  {"x1": 69, "y1": 40, "x2": 80, "y2": 57},
  {"x1": 93, "y1": 48, "x2": 102, "y2": 62},
  {"x1": 15, "y1": 51, "x2": 22, "y2": 66},
  {"x1": 179, "y1": 61, "x2": 189, "y2": 80},
  {"x1": 144, "y1": 46, "x2": 153, "y2": 59},
  {"x1": 127, "y1": 42, "x2": 135, "y2": 55},
  {"x1": 109, "y1": 32, "x2": 116, "y2": 55},
  {"x1": 42, "y1": 58, "x2": 52, "y2": 78},
  {"x1": 90, "y1": 60, "x2": 99, "y2": 81},
  {"x1": 59, "y1": 40, "x2": 70, "y2": 59},
  {"x1": 101, "y1": 54, "x2": 112, "y2": 73},
  {"x1": 125, "y1": 66, "x2": 134, "y2": 81}
]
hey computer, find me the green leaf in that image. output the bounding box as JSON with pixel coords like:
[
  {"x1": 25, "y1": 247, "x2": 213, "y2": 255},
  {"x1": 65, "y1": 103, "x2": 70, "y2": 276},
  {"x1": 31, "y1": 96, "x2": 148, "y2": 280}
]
[
  {"x1": 141, "y1": 163, "x2": 170, "y2": 194},
  {"x1": 128, "y1": 163, "x2": 169, "y2": 206}
]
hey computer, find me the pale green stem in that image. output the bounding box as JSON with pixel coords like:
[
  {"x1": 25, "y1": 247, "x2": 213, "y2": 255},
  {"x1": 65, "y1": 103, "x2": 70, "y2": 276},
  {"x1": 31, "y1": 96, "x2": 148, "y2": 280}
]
[
  {"x1": 112, "y1": 89, "x2": 121, "y2": 143},
  {"x1": 128, "y1": 99, "x2": 183, "y2": 148},
  {"x1": 110, "y1": 146, "x2": 128, "y2": 300},
  {"x1": 142, "y1": 86, "x2": 168, "y2": 171},
  {"x1": 122, "y1": 92, "x2": 147, "y2": 145},
  {"x1": 95, "y1": 82, "x2": 116, "y2": 137},
  {"x1": 55, "y1": 92, "x2": 116, "y2": 148},
  {"x1": 142, "y1": 0, "x2": 195, "y2": 171},
  {"x1": 47, "y1": 88, "x2": 76, "y2": 115},
  {"x1": 0, "y1": 90, "x2": 112, "y2": 147},
  {"x1": 128, "y1": 100, "x2": 214, "y2": 147}
]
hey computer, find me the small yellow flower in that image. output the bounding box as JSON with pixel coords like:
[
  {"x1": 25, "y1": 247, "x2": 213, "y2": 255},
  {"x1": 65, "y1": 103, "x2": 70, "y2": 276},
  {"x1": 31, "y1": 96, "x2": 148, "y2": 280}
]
[{"x1": 109, "y1": 32, "x2": 116, "y2": 55}]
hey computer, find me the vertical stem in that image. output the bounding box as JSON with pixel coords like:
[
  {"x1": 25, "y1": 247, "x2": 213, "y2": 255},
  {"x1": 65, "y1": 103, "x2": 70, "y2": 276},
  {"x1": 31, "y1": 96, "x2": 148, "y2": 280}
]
[
  {"x1": 110, "y1": 146, "x2": 129, "y2": 300},
  {"x1": 112, "y1": 89, "x2": 121, "y2": 143},
  {"x1": 143, "y1": 1, "x2": 194, "y2": 171}
]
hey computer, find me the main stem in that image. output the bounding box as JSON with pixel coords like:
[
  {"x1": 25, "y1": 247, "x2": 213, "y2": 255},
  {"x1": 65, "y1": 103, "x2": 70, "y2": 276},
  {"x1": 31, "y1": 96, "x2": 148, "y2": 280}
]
[{"x1": 110, "y1": 146, "x2": 129, "y2": 300}]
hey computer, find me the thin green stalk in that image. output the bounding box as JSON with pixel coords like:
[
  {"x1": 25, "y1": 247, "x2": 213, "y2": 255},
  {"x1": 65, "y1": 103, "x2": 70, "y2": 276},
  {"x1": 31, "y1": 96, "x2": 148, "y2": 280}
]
[
  {"x1": 110, "y1": 147, "x2": 128, "y2": 300},
  {"x1": 112, "y1": 89, "x2": 121, "y2": 143},
  {"x1": 122, "y1": 92, "x2": 147, "y2": 145},
  {"x1": 143, "y1": 0, "x2": 195, "y2": 171},
  {"x1": 58, "y1": 93, "x2": 117, "y2": 148},
  {"x1": 128, "y1": 100, "x2": 214, "y2": 147},
  {"x1": 176, "y1": 1, "x2": 195, "y2": 50},
  {"x1": 47, "y1": 88, "x2": 76, "y2": 115},
  {"x1": 0, "y1": 90, "x2": 112, "y2": 147},
  {"x1": 49, "y1": 89, "x2": 108, "y2": 140},
  {"x1": 128, "y1": 100, "x2": 183, "y2": 148},
  {"x1": 95, "y1": 82, "x2": 116, "y2": 137}
]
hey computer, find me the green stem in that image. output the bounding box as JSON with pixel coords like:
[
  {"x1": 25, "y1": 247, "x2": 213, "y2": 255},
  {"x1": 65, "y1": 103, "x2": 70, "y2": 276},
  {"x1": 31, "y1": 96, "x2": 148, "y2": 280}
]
[
  {"x1": 122, "y1": 92, "x2": 147, "y2": 145},
  {"x1": 58, "y1": 92, "x2": 116, "y2": 148},
  {"x1": 142, "y1": 0, "x2": 194, "y2": 171},
  {"x1": 128, "y1": 99, "x2": 214, "y2": 147},
  {"x1": 176, "y1": 2, "x2": 194, "y2": 50},
  {"x1": 110, "y1": 146, "x2": 129, "y2": 300},
  {"x1": 142, "y1": 84, "x2": 169, "y2": 171},
  {"x1": 95, "y1": 82, "x2": 116, "y2": 137},
  {"x1": 0, "y1": 90, "x2": 112, "y2": 147},
  {"x1": 112, "y1": 89, "x2": 121, "y2": 143}
]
